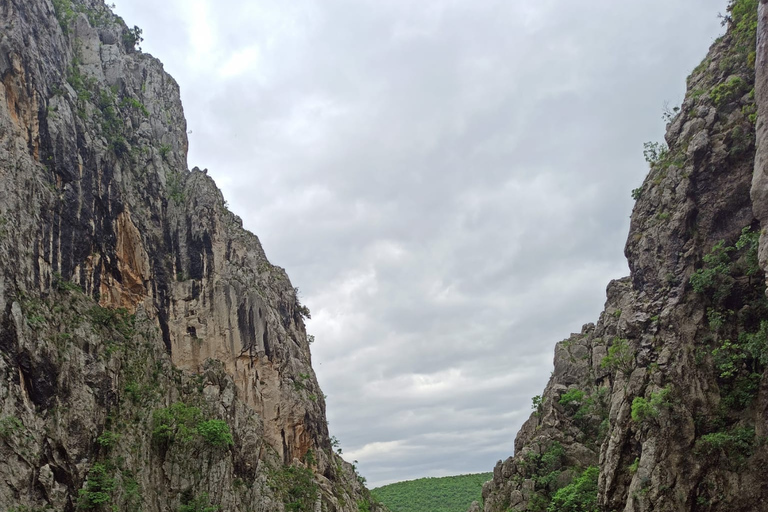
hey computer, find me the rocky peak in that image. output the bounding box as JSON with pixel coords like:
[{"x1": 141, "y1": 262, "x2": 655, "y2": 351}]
[
  {"x1": 0, "y1": 0, "x2": 381, "y2": 510},
  {"x1": 475, "y1": 1, "x2": 768, "y2": 511}
]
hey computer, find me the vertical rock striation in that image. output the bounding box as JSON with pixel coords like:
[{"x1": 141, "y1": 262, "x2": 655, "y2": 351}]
[
  {"x1": 0, "y1": 1, "x2": 380, "y2": 510},
  {"x1": 476, "y1": 1, "x2": 768, "y2": 511}
]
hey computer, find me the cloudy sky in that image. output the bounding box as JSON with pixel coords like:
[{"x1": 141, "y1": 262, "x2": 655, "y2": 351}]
[{"x1": 114, "y1": 0, "x2": 726, "y2": 487}]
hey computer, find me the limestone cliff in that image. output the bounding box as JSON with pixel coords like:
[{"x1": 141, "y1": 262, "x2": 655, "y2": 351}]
[
  {"x1": 475, "y1": 1, "x2": 768, "y2": 511},
  {"x1": 0, "y1": 0, "x2": 381, "y2": 510}
]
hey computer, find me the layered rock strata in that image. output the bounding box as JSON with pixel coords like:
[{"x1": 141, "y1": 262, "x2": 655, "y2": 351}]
[
  {"x1": 0, "y1": 1, "x2": 380, "y2": 510},
  {"x1": 476, "y1": 1, "x2": 768, "y2": 511}
]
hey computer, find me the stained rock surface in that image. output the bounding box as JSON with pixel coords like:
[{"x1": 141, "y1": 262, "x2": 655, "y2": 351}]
[
  {"x1": 474, "y1": 1, "x2": 768, "y2": 511},
  {"x1": 0, "y1": 1, "x2": 381, "y2": 510}
]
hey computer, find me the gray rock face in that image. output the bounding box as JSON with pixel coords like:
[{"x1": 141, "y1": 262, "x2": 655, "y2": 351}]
[
  {"x1": 478, "y1": 3, "x2": 768, "y2": 512},
  {"x1": 0, "y1": 1, "x2": 381, "y2": 510}
]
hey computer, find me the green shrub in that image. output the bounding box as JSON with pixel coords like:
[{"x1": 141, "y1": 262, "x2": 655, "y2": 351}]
[
  {"x1": 696, "y1": 426, "x2": 756, "y2": 466},
  {"x1": 53, "y1": 272, "x2": 82, "y2": 293},
  {"x1": 0, "y1": 416, "x2": 24, "y2": 438},
  {"x1": 559, "y1": 389, "x2": 585, "y2": 408},
  {"x1": 711, "y1": 76, "x2": 748, "y2": 107},
  {"x1": 631, "y1": 387, "x2": 672, "y2": 423},
  {"x1": 643, "y1": 141, "x2": 668, "y2": 165},
  {"x1": 153, "y1": 403, "x2": 233, "y2": 449},
  {"x1": 547, "y1": 466, "x2": 599, "y2": 512},
  {"x1": 179, "y1": 491, "x2": 218, "y2": 512},
  {"x1": 268, "y1": 464, "x2": 318, "y2": 512},
  {"x1": 196, "y1": 420, "x2": 233, "y2": 448},
  {"x1": 520, "y1": 442, "x2": 566, "y2": 492},
  {"x1": 97, "y1": 89, "x2": 128, "y2": 156},
  {"x1": 123, "y1": 26, "x2": 144, "y2": 50},
  {"x1": 721, "y1": 372, "x2": 761, "y2": 409},
  {"x1": 531, "y1": 394, "x2": 545, "y2": 415},
  {"x1": 78, "y1": 463, "x2": 116, "y2": 509},
  {"x1": 690, "y1": 241, "x2": 735, "y2": 302},
  {"x1": 735, "y1": 226, "x2": 760, "y2": 276},
  {"x1": 96, "y1": 430, "x2": 120, "y2": 449},
  {"x1": 119, "y1": 96, "x2": 149, "y2": 117},
  {"x1": 88, "y1": 306, "x2": 135, "y2": 338},
  {"x1": 741, "y1": 320, "x2": 768, "y2": 366},
  {"x1": 726, "y1": 0, "x2": 759, "y2": 66},
  {"x1": 712, "y1": 339, "x2": 746, "y2": 378},
  {"x1": 600, "y1": 338, "x2": 635, "y2": 375},
  {"x1": 52, "y1": 0, "x2": 76, "y2": 33},
  {"x1": 152, "y1": 402, "x2": 202, "y2": 445},
  {"x1": 167, "y1": 171, "x2": 185, "y2": 204}
]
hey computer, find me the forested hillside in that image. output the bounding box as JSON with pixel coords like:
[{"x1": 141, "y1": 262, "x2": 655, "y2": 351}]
[{"x1": 372, "y1": 473, "x2": 492, "y2": 512}]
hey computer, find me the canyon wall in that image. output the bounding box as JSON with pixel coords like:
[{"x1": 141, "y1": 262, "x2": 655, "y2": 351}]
[
  {"x1": 0, "y1": 1, "x2": 379, "y2": 510},
  {"x1": 475, "y1": 1, "x2": 768, "y2": 511}
]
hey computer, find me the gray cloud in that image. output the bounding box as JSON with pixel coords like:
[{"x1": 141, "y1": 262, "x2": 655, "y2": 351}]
[{"x1": 116, "y1": 0, "x2": 725, "y2": 487}]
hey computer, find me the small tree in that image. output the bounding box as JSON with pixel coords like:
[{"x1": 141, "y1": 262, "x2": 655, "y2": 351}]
[{"x1": 600, "y1": 338, "x2": 635, "y2": 376}]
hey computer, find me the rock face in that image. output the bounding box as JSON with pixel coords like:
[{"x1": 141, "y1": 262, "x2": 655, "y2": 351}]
[
  {"x1": 0, "y1": 1, "x2": 381, "y2": 511},
  {"x1": 477, "y1": 1, "x2": 768, "y2": 511}
]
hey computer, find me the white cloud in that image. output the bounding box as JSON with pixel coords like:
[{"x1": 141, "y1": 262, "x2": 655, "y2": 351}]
[{"x1": 114, "y1": 0, "x2": 727, "y2": 488}]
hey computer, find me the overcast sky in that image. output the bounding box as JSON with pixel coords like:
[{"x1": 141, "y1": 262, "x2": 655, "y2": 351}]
[{"x1": 113, "y1": 0, "x2": 726, "y2": 487}]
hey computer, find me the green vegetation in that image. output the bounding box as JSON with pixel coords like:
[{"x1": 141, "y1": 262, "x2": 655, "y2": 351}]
[
  {"x1": 123, "y1": 25, "x2": 144, "y2": 50},
  {"x1": 558, "y1": 389, "x2": 585, "y2": 408},
  {"x1": 710, "y1": 76, "x2": 748, "y2": 107},
  {"x1": 52, "y1": 271, "x2": 82, "y2": 293},
  {"x1": 691, "y1": 226, "x2": 768, "y2": 412},
  {"x1": 631, "y1": 387, "x2": 672, "y2": 424},
  {"x1": 268, "y1": 464, "x2": 318, "y2": 512},
  {"x1": 152, "y1": 402, "x2": 233, "y2": 449},
  {"x1": 88, "y1": 305, "x2": 135, "y2": 339},
  {"x1": 600, "y1": 337, "x2": 634, "y2": 376},
  {"x1": 120, "y1": 96, "x2": 150, "y2": 117},
  {"x1": 67, "y1": 59, "x2": 96, "y2": 115},
  {"x1": 97, "y1": 88, "x2": 128, "y2": 155},
  {"x1": 689, "y1": 227, "x2": 759, "y2": 304},
  {"x1": 546, "y1": 466, "x2": 599, "y2": 512},
  {"x1": 0, "y1": 416, "x2": 24, "y2": 438},
  {"x1": 531, "y1": 394, "x2": 544, "y2": 415},
  {"x1": 196, "y1": 420, "x2": 234, "y2": 448},
  {"x1": 294, "y1": 288, "x2": 312, "y2": 319},
  {"x1": 643, "y1": 141, "x2": 668, "y2": 165},
  {"x1": 167, "y1": 170, "x2": 185, "y2": 204},
  {"x1": 178, "y1": 491, "x2": 218, "y2": 512},
  {"x1": 695, "y1": 426, "x2": 756, "y2": 467},
  {"x1": 689, "y1": 224, "x2": 767, "y2": 471},
  {"x1": 52, "y1": 0, "x2": 113, "y2": 32},
  {"x1": 78, "y1": 463, "x2": 116, "y2": 509},
  {"x1": 152, "y1": 402, "x2": 201, "y2": 445},
  {"x1": 96, "y1": 430, "x2": 120, "y2": 449},
  {"x1": 726, "y1": 0, "x2": 758, "y2": 68},
  {"x1": 371, "y1": 472, "x2": 492, "y2": 512},
  {"x1": 52, "y1": 0, "x2": 76, "y2": 33},
  {"x1": 558, "y1": 386, "x2": 609, "y2": 440}
]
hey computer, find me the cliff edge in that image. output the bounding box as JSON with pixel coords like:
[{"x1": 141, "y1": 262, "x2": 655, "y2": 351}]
[
  {"x1": 0, "y1": 1, "x2": 381, "y2": 510},
  {"x1": 475, "y1": 1, "x2": 768, "y2": 511}
]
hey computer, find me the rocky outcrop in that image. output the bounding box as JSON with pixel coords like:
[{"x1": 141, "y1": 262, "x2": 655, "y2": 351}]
[
  {"x1": 476, "y1": 1, "x2": 768, "y2": 511},
  {"x1": 0, "y1": 0, "x2": 380, "y2": 510}
]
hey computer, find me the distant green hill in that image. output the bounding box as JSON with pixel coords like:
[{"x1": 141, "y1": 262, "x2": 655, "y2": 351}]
[{"x1": 371, "y1": 472, "x2": 492, "y2": 512}]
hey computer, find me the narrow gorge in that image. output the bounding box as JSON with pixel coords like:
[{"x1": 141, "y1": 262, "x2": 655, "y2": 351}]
[{"x1": 3, "y1": 1, "x2": 768, "y2": 512}]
